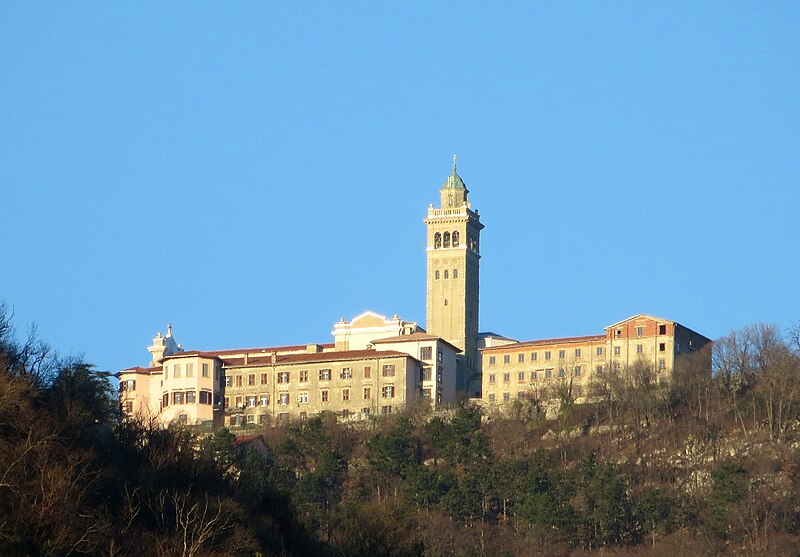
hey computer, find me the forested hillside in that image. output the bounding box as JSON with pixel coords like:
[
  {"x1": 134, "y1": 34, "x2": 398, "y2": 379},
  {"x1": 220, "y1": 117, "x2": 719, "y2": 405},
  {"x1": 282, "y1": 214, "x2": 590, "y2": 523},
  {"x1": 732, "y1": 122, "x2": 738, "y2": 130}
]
[{"x1": 2, "y1": 304, "x2": 800, "y2": 556}]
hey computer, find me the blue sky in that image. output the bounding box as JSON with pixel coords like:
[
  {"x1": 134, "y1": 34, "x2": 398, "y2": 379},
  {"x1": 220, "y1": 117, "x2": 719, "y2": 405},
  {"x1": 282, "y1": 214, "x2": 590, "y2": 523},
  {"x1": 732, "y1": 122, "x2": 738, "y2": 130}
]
[{"x1": 1, "y1": 2, "x2": 799, "y2": 373}]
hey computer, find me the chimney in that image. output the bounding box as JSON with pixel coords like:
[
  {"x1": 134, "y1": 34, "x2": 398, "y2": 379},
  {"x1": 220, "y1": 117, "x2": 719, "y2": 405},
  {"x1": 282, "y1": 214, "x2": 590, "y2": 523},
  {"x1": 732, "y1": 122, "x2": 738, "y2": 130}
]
[
  {"x1": 243, "y1": 353, "x2": 249, "y2": 365},
  {"x1": 306, "y1": 343, "x2": 322, "y2": 354},
  {"x1": 271, "y1": 351, "x2": 277, "y2": 364}
]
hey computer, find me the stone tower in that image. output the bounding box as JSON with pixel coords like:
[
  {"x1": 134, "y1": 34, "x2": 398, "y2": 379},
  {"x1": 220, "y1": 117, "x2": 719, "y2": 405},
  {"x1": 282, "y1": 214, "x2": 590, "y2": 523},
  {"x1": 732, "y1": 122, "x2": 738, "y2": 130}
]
[{"x1": 424, "y1": 157, "x2": 484, "y2": 394}]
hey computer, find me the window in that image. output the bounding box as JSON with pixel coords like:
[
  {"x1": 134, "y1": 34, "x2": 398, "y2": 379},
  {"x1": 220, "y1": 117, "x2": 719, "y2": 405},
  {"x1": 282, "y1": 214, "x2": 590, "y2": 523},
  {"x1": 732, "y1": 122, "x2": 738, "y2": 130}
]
[
  {"x1": 558, "y1": 350, "x2": 565, "y2": 359},
  {"x1": 596, "y1": 347, "x2": 604, "y2": 356},
  {"x1": 422, "y1": 387, "x2": 431, "y2": 398},
  {"x1": 277, "y1": 371, "x2": 289, "y2": 383},
  {"x1": 574, "y1": 386, "x2": 582, "y2": 397},
  {"x1": 319, "y1": 369, "x2": 331, "y2": 381},
  {"x1": 658, "y1": 359, "x2": 666, "y2": 370},
  {"x1": 544, "y1": 351, "x2": 551, "y2": 360},
  {"x1": 342, "y1": 388, "x2": 350, "y2": 401},
  {"x1": 437, "y1": 350, "x2": 443, "y2": 362},
  {"x1": 518, "y1": 353, "x2": 525, "y2": 363},
  {"x1": 489, "y1": 373, "x2": 496, "y2": 384},
  {"x1": 518, "y1": 371, "x2": 525, "y2": 382},
  {"x1": 422, "y1": 367, "x2": 432, "y2": 381},
  {"x1": 186, "y1": 363, "x2": 194, "y2": 377},
  {"x1": 636, "y1": 326, "x2": 645, "y2": 337},
  {"x1": 381, "y1": 405, "x2": 392, "y2": 415},
  {"x1": 434, "y1": 232, "x2": 441, "y2": 249},
  {"x1": 202, "y1": 363, "x2": 209, "y2": 377},
  {"x1": 545, "y1": 369, "x2": 552, "y2": 379},
  {"x1": 596, "y1": 365, "x2": 604, "y2": 374},
  {"x1": 223, "y1": 396, "x2": 229, "y2": 409},
  {"x1": 235, "y1": 395, "x2": 242, "y2": 407},
  {"x1": 453, "y1": 269, "x2": 458, "y2": 278},
  {"x1": 614, "y1": 346, "x2": 621, "y2": 356},
  {"x1": 435, "y1": 270, "x2": 440, "y2": 279},
  {"x1": 658, "y1": 324, "x2": 667, "y2": 335},
  {"x1": 382, "y1": 365, "x2": 395, "y2": 377},
  {"x1": 124, "y1": 401, "x2": 133, "y2": 414},
  {"x1": 503, "y1": 392, "x2": 510, "y2": 401},
  {"x1": 615, "y1": 329, "x2": 622, "y2": 338},
  {"x1": 488, "y1": 356, "x2": 496, "y2": 365},
  {"x1": 636, "y1": 344, "x2": 643, "y2": 354},
  {"x1": 174, "y1": 364, "x2": 182, "y2": 378},
  {"x1": 531, "y1": 370, "x2": 538, "y2": 381},
  {"x1": 341, "y1": 409, "x2": 350, "y2": 419},
  {"x1": 279, "y1": 393, "x2": 290, "y2": 405},
  {"x1": 362, "y1": 407, "x2": 371, "y2": 415},
  {"x1": 574, "y1": 366, "x2": 581, "y2": 377},
  {"x1": 443, "y1": 232, "x2": 450, "y2": 248},
  {"x1": 173, "y1": 392, "x2": 184, "y2": 405},
  {"x1": 163, "y1": 366, "x2": 169, "y2": 379},
  {"x1": 382, "y1": 385, "x2": 395, "y2": 398},
  {"x1": 298, "y1": 392, "x2": 308, "y2": 404},
  {"x1": 489, "y1": 393, "x2": 496, "y2": 402},
  {"x1": 363, "y1": 366, "x2": 371, "y2": 378},
  {"x1": 247, "y1": 414, "x2": 255, "y2": 424},
  {"x1": 574, "y1": 348, "x2": 581, "y2": 358},
  {"x1": 247, "y1": 395, "x2": 256, "y2": 407},
  {"x1": 341, "y1": 367, "x2": 352, "y2": 380},
  {"x1": 531, "y1": 352, "x2": 537, "y2": 361},
  {"x1": 260, "y1": 373, "x2": 268, "y2": 385},
  {"x1": 659, "y1": 343, "x2": 666, "y2": 352},
  {"x1": 199, "y1": 391, "x2": 211, "y2": 404},
  {"x1": 248, "y1": 374, "x2": 255, "y2": 386},
  {"x1": 235, "y1": 375, "x2": 243, "y2": 387},
  {"x1": 452, "y1": 231, "x2": 459, "y2": 246},
  {"x1": 321, "y1": 390, "x2": 329, "y2": 402},
  {"x1": 558, "y1": 368, "x2": 565, "y2": 378},
  {"x1": 503, "y1": 372, "x2": 510, "y2": 383},
  {"x1": 186, "y1": 390, "x2": 196, "y2": 404},
  {"x1": 364, "y1": 387, "x2": 371, "y2": 399},
  {"x1": 444, "y1": 270, "x2": 449, "y2": 279},
  {"x1": 420, "y1": 346, "x2": 432, "y2": 360},
  {"x1": 260, "y1": 394, "x2": 269, "y2": 406},
  {"x1": 503, "y1": 354, "x2": 510, "y2": 364}
]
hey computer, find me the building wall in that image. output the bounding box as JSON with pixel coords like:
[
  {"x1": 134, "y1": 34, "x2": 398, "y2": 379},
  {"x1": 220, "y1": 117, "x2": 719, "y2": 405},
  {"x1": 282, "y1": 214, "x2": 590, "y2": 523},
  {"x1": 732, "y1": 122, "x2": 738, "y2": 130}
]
[
  {"x1": 481, "y1": 315, "x2": 712, "y2": 411},
  {"x1": 370, "y1": 337, "x2": 458, "y2": 406},
  {"x1": 221, "y1": 353, "x2": 419, "y2": 425}
]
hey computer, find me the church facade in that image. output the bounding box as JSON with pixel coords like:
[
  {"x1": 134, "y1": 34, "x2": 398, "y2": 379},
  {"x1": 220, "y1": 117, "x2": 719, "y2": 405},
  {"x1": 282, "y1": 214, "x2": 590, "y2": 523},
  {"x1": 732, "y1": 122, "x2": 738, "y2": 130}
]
[{"x1": 117, "y1": 160, "x2": 710, "y2": 426}]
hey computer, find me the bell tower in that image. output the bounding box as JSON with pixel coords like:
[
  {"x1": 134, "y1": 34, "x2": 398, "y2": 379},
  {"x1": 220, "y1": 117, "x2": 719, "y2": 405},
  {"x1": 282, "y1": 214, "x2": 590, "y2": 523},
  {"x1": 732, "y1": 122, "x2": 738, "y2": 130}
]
[{"x1": 424, "y1": 156, "x2": 484, "y2": 394}]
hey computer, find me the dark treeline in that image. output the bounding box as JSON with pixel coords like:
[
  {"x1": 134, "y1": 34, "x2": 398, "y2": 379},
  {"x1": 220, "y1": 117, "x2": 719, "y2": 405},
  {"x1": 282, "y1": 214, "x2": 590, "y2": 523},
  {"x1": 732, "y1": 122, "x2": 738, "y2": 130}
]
[{"x1": 2, "y1": 304, "x2": 800, "y2": 556}]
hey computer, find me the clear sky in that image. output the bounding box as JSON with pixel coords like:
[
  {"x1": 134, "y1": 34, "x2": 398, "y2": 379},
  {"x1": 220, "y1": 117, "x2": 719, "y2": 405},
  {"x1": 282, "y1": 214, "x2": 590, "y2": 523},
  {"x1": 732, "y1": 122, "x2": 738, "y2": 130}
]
[{"x1": 2, "y1": 2, "x2": 799, "y2": 374}]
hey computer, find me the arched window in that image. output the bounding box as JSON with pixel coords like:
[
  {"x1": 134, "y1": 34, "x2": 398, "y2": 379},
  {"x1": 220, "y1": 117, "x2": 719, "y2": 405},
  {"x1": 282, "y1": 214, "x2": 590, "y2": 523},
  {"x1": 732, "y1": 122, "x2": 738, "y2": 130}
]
[
  {"x1": 434, "y1": 233, "x2": 441, "y2": 249},
  {"x1": 435, "y1": 270, "x2": 440, "y2": 279},
  {"x1": 452, "y1": 231, "x2": 459, "y2": 247},
  {"x1": 453, "y1": 269, "x2": 458, "y2": 278},
  {"x1": 443, "y1": 232, "x2": 450, "y2": 248},
  {"x1": 444, "y1": 270, "x2": 449, "y2": 279}
]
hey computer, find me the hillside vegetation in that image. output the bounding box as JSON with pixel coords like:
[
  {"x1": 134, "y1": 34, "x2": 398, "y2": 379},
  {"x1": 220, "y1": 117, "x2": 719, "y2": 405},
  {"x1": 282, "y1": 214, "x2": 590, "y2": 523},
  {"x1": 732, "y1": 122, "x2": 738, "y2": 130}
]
[{"x1": 2, "y1": 305, "x2": 800, "y2": 556}]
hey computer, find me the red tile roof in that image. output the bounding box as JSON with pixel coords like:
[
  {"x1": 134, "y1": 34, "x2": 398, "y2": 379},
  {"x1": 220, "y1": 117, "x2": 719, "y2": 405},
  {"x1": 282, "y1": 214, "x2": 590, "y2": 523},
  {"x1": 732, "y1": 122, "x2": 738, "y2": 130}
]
[
  {"x1": 482, "y1": 334, "x2": 606, "y2": 351},
  {"x1": 223, "y1": 349, "x2": 416, "y2": 367}
]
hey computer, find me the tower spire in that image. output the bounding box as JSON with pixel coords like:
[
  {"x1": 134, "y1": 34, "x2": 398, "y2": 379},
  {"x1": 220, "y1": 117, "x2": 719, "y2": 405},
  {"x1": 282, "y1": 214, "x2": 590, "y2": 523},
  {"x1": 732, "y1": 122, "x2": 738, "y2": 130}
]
[{"x1": 453, "y1": 153, "x2": 457, "y2": 174}]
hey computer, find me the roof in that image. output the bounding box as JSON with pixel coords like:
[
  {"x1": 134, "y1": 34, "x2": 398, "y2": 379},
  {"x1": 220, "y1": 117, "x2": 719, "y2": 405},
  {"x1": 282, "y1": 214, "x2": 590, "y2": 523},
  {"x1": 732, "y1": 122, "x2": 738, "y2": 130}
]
[
  {"x1": 115, "y1": 365, "x2": 163, "y2": 377},
  {"x1": 604, "y1": 314, "x2": 673, "y2": 329},
  {"x1": 223, "y1": 349, "x2": 418, "y2": 368},
  {"x1": 441, "y1": 156, "x2": 468, "y2": 191},
  {"x1": 482, "y1": 334, "x2": 606, "y2": 352},
  {"x1": 370, "y1": 333, "x2": 462, "y2": 352},
  {"x1": 478, "y1": 332, "x2": 518, "y2": 342},
  {"x1": 204, "y1": 343, "x2": 334, "y2": 356}
]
